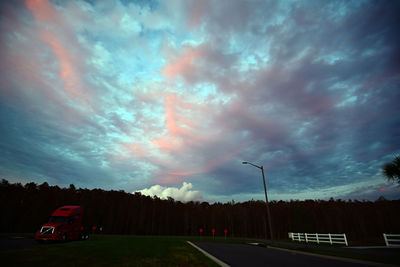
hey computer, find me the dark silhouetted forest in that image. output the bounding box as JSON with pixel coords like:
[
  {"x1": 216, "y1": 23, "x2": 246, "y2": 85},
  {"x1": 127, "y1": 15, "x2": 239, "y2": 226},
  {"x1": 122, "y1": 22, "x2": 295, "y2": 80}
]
[{"x1": 1, "y1": 179, "x2": 399, "y2": 244}]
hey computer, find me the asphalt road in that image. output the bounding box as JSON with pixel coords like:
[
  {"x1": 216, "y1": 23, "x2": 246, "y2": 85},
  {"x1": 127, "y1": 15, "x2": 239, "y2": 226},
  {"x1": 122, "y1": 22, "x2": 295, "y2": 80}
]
[
  {"x1": 0, "y1": 236, "x2": 39, "y2": 250},
  {"x1": 192, "y1": 242, "x2": 373, "y2": 267}
]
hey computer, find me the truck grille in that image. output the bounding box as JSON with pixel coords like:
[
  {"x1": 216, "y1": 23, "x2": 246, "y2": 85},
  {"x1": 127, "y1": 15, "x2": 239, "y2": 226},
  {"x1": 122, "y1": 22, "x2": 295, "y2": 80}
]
[{"x1": 40, "y1": 226, "x2": 55, "y2": 235}]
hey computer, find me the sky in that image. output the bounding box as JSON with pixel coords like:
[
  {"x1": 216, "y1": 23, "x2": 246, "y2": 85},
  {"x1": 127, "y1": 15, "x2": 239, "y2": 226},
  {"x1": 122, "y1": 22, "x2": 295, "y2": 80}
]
[{"x1": 0, "y1": 0, "x2": 399, "y2": 203}]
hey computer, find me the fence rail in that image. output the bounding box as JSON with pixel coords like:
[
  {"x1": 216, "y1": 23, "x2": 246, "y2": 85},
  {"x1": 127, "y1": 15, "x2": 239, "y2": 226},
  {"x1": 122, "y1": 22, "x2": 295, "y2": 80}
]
[
  {"x1": 288, "y1": 232, "x2": 348, "y2": 246},
  {"x1": 383, "y1": 234, "x2": 400, "y2": 247}
]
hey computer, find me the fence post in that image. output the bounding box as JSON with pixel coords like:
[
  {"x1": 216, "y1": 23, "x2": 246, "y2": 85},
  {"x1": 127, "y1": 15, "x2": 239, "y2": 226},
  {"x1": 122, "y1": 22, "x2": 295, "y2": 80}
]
[
  {"x1": 343, "y1": 234, "x2": 348, "y2": 246},
  {"x1": 383, "y1": 234, "x2": 389, "y2": 247},
  {"x1": 328, "y1": 233, "x2": 332, "y2": 244},
  {"x1": 305, "y1": 233, "x2": 308, "y2": 243},
  {"x1": 316, "y1": 233, "x2": 319, "y2": 244}
]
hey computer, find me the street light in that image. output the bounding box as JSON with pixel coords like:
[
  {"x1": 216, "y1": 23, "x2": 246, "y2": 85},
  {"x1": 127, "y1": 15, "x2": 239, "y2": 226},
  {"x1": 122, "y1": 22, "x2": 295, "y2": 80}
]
[{"x1": 242, "y1": 161, "x2": 274, "y2": 240}]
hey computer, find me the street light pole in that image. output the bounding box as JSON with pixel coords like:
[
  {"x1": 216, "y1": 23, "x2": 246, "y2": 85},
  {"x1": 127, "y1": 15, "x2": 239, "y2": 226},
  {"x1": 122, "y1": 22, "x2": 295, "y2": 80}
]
[{"x1": 242, "y1": 161, "x2": 274, "y2": 240}]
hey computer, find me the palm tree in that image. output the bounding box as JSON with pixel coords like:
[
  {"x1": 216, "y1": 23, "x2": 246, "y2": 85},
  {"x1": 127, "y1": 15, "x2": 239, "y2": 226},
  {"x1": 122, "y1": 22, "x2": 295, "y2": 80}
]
[{"x1": 382, "y1": 156, "x2": 400, "y2": 184}]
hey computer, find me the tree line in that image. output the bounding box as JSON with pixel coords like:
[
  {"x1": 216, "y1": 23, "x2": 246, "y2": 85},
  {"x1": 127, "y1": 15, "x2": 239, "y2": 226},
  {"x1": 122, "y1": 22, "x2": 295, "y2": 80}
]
[{"x1": 1, "y1": 179, "x2": 399, "y2": 244}]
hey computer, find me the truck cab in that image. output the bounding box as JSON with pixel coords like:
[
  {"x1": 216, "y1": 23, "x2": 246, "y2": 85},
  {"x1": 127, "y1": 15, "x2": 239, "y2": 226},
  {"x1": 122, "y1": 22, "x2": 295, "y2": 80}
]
[{"x1": 35, "y1": 205, "x2": 88, "y2": 241}]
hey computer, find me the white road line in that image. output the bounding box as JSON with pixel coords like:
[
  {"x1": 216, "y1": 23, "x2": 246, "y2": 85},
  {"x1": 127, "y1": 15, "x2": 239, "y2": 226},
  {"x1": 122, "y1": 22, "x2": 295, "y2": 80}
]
[{"x1": 187, "y1": 241, "x2": 230, "y2": 267}]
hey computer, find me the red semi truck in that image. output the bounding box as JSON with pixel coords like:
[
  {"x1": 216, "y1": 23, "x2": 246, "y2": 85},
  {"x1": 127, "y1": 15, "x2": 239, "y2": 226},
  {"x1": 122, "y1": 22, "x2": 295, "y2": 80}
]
[{"x1": 35, "y1": 205, "x2": 89, "y2": 241}]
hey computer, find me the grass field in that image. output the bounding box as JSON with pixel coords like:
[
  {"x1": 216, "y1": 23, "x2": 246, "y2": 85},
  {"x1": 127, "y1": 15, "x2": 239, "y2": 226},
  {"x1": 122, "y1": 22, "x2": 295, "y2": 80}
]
[
  {"x1": 0, "y1": 235, "x2": 260, "y2": 266},
  {"x1": 0, "y1": 235, "x2": 226, "y2": 266}
]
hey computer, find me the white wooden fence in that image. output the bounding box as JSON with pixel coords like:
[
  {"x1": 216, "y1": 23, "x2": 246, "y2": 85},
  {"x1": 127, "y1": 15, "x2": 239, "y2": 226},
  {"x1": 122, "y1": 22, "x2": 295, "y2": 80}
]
[
  {"x1": 288, "y1": 232, "x2": 348, "y2": 246},
  {"x1": 383, "y1": 234, "x2": 400, "y2": 247}
]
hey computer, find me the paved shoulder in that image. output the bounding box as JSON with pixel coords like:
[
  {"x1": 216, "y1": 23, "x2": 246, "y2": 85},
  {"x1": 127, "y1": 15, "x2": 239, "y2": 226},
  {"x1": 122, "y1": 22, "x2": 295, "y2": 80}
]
[
  {"x1": 192, "y1": 242, "x2": 372, "y2": 267},
  {"x1": 0, "y1": 237, "x2": 39, "y2": 250}
]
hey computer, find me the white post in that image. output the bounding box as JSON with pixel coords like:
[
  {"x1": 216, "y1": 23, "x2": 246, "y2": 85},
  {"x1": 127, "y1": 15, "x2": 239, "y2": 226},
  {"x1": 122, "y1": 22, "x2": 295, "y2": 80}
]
[
  {"x1": 288, "y1": 232, "x2": 292, "y2": 240},
  {"x1": 328, "y1": 233, "x2": 332, "y2": 244},
  {"x1": 316, "y1": 233, "x2": 319, "y2": 244},
  {"x1": 343, "y1": 234, "x2": 348, "y2": 246},
  {"x1": 383, "y1": 234, "x2": 389, "y2": 247},
  {"x1": 305, "y1": 233, "x2": 308, "y2": 243}
]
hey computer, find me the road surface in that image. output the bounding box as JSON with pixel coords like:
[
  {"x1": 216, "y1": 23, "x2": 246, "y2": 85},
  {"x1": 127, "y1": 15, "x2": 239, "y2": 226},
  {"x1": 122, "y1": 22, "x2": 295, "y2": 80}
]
[
  {"x1": 0, "y1": 236, "x2": 39, "y2": 250},
  {"x1": 191, "y1": 242, "x2": 376, "y2": 267}
]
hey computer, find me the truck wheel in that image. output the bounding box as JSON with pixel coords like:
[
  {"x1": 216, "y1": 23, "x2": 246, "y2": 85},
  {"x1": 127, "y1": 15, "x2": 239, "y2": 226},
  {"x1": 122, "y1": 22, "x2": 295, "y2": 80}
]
[{"x1": 80, "y1": 233, "x2": 86, "y2": 241}]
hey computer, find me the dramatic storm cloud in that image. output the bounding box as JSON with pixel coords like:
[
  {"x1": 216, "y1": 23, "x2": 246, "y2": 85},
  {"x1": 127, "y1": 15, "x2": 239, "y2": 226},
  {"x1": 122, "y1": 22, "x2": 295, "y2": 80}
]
[{"x1": 0, "y1": 0, "x2": 399, "y2": 202}]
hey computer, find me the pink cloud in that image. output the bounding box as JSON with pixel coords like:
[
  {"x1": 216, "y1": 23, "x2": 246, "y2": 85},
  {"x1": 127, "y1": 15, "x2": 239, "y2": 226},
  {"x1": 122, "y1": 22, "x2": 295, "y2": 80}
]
[
  {"x1": 150, "y1": 93, "x2": 192, "y2": 153},
  {"x1": 25, "y1": 0, "x2": 90, "y2": 106},
  {"x1": 40, "y1": 31, "x2": 88, "y2": 103},
  {"x1": 121, "y1": 144, "x2": 149, "y2": 158},
  {"x1": 150, "y1": 93, "x2": 212, "y2": 154},
  {"x1": 162, "y1": 48, "x2": 200, "y2": 79},
  {"x1": 151, "y1": 138, "x2": 183, "y2": 153},
  {"x1": 188, "y1": 2, "x2": 208, "y2": 28},
  {"x1": 25, "y1": 0, "x2": 57, "y2": 22},
  {"x1": 164, "y1": 93, "x2": 194, "y2": 134},
  {"x1": 155, "y1": 142, "x2": 246, "y2": 185},
  {"x1": 117, "y1": 91, "x2": 246, "y2": 184}
]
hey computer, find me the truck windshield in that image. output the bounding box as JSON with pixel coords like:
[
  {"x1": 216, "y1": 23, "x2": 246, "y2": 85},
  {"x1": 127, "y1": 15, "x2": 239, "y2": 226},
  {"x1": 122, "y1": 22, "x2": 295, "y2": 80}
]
[{"x1": 49, "y1": 216, "x2": 70, "y2": 223}]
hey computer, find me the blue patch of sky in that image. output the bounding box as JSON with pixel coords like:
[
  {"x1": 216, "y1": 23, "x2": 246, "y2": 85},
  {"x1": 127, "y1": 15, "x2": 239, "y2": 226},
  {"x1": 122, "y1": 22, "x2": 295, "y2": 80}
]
[
  {"x1": 119, "y1": 14, "x2": 142, "y2": 34},
  {"x1": 236, "y1": 54, "x2": 259, "y2": 72},
  {"x1": 335, "y1": 83, "x2": 362, "y2": 107},
  {"x1": 115, "y1": 107, "x2": 135, "y2": 121},
  {"x1": 316, "y1": 53, "x2": 347, "y2": 65},
  {"x1": 119, "y1": 0, "x2": 160, "y2": 11},
  {"x1": 83, "y1": 30, "x2": 164, "y2": 84},
  {"x1": 162, "y1": 23, "x2": 202, "y2": 51},
  {"x1": 139, "y1": 27, "x2": 163, "y2": 40},
  {"x1": 137, "y1": 107, "x2": 164, "y2": 131},
  {"x1": 192, "y1": 83, "x2": 216, "y2": 100},
  {"x1": 326, "y1": 0, "x2": 369, "y2": 21}
]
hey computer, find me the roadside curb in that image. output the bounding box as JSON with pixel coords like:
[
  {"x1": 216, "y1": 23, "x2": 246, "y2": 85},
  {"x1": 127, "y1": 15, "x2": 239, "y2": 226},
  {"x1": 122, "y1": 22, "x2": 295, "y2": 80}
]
[
  {"x1": 187, "y1": 241, "x2": 230, "y2": 267},
  {"x1": 266, "y1": 245, "x2": 397, "y2": 267}
]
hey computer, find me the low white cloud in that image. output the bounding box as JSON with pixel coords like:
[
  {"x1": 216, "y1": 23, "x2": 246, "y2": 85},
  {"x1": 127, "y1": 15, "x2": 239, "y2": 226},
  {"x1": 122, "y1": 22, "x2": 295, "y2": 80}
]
[{"x1": 135, "y1": 182, "x2": 204, "y2": 202}]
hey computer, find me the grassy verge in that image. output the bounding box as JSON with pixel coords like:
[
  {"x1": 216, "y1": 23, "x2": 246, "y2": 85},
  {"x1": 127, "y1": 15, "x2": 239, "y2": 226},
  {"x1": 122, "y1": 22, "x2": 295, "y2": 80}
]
[
  {"x1": 0, "y1": 235, "x2": 220, "y2": 266},
  {"x1": 264, "y1": 241, "x2": 400, "y2": 265}
]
